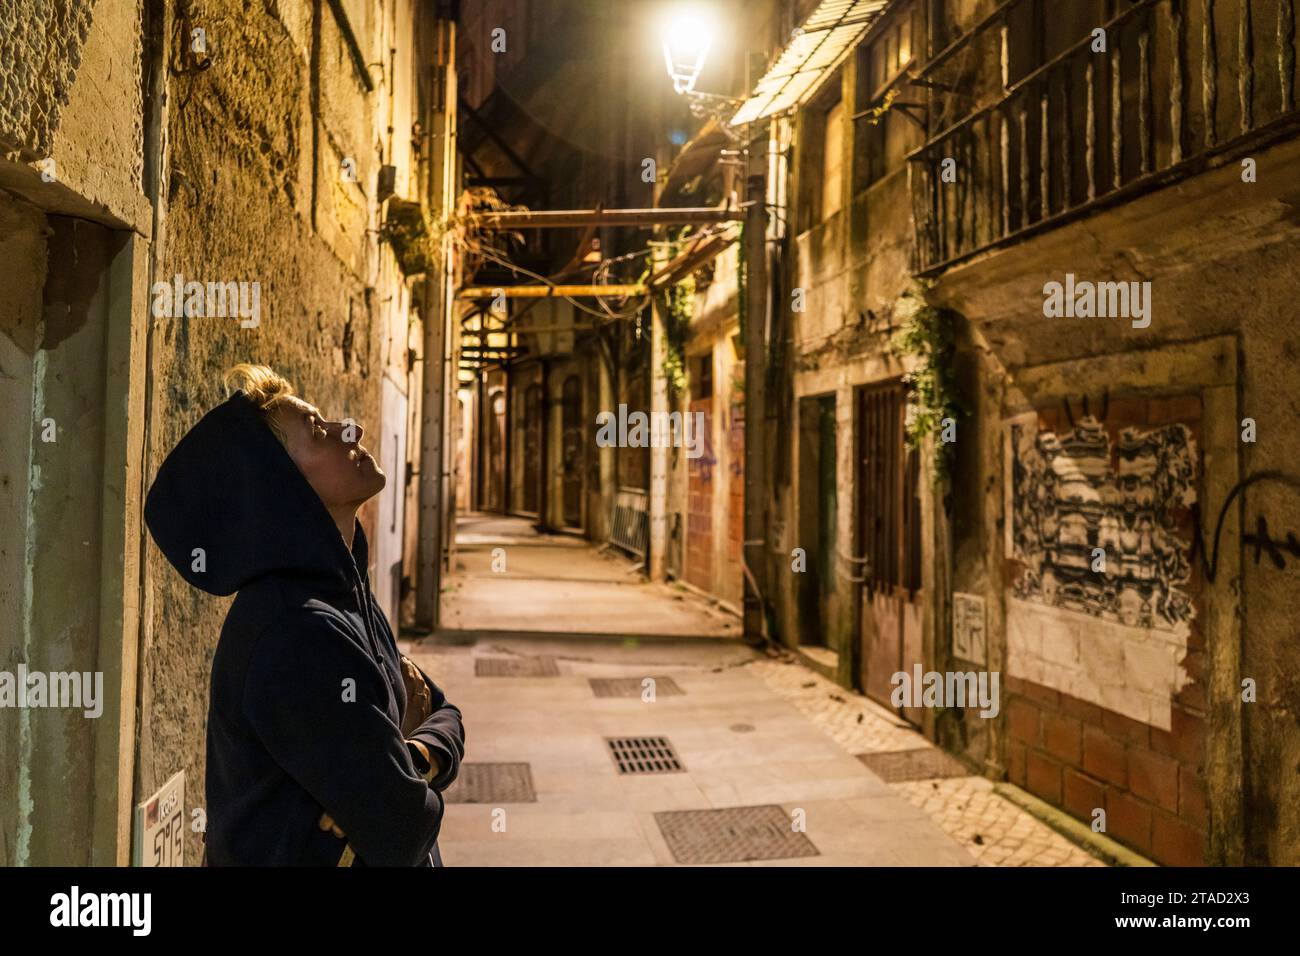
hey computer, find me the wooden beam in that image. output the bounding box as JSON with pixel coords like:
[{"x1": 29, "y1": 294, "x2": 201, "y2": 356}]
[{"x1": 647, "y1": 228, "x2": 739, "y2": 289}]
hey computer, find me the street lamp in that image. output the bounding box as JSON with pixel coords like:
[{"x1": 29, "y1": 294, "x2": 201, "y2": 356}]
[
  {"x1": 662, "y1": 14, "x2": 712, "y2": 94},
  {"x1": 661, "y1": 9, "x2": 744, "y2": 129}
]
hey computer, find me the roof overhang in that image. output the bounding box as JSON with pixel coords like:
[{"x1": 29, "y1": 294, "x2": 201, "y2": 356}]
[{"x1": 730, "y1": 0, "x2": 889, "y2": 126}]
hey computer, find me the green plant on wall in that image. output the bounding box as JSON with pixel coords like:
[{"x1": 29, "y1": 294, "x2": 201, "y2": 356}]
[
  {"x1": 649, "y1": 225, "x2": 696, "y2": 394},
  {"x1": 654, "y1": 272, "x2": 693, "y2": 393},
  {"x1": 736, "y1": 219, "x2": 747, "y2": 346},
  {"x1": 381, "y1": 199, "x2": 435, "y2": 277},
  {"x1": 889, "y1": 283, "x2": 965, "y2": 485},
  {"x1": 864, "y1": 87, "x2": 899, "y2": 126}
]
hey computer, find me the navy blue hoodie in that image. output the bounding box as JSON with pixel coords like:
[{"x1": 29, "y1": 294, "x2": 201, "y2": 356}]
[{"x1": 143, "y1": 390, "x2": 464, "y2": 866}]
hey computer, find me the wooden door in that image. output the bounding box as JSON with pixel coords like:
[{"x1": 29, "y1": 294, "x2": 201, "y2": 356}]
[{"x1": 857, "y1": 382, "x2": 924, "y2": 725}]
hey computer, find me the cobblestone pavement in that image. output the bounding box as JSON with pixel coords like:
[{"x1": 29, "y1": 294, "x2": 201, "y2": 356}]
[{"x1": 745, "y1": 655, "x2": 1106, "y2": 867}]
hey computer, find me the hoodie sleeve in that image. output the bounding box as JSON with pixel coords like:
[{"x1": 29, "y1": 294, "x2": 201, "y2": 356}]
[
  {"x1": 242, "y1": 612, "x2": 443, "y2": 866},
  {"x1": 407, "y1": 662, "x2": 465, "y2": 793}
]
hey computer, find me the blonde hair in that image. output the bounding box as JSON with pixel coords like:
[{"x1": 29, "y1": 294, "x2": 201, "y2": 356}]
[{"x1": 224, "y1": 363, "x2": 296, "y2": 444}]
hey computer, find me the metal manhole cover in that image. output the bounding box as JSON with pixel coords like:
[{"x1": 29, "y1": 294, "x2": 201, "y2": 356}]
[
  {"x1": 605, "y1": 736, "x2": 684, "y2": 774},
  {"x1": 443, "y1": 763, "x2": 537, "y2": 803},
  {"x1": 475, "y1": 656, "x2": 560, "y2": 677},
  {"x1": 856, "y1": 748, "x2": 970, "y2": 783},
  {"x1": 654, "y1": 805, "x2": 820, "y2": 864},
  {"x1": 589, "y1": 676, "x2": 685, "y2": 698}
]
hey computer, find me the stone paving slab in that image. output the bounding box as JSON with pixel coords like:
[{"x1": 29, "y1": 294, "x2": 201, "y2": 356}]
[
  {"x1": 409, "y1": 639, "x2": 976, "y2": 867},
  {"x1": 441, "y1": 514, "x2": 740, "y2": 637}
]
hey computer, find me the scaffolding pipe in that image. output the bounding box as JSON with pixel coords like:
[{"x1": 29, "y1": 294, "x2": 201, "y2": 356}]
[
  {"x1": 458, "y1": 284, "x2": 647, "y2": 299},
  {"x1": 474, "y1": 207, "x2": 742, "y2": 229}
]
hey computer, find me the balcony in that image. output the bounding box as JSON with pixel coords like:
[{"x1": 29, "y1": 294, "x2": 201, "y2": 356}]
[{"x1": 908, "y1": 0, "x2": 1300, "y2": 274}]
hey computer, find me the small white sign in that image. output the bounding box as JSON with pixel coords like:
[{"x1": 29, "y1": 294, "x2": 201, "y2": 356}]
[
  {"x1": 953, "y1": 593, "x2": 987, "y2": 666},
  {"x1": 133, "y1": 770, "x2": 185, "y2": 867}
]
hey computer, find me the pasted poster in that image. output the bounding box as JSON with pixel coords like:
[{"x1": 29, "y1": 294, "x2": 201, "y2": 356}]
[
  {"x1": 1003, "y1": 411, "x2": 1199, "y2": 730},
  {"x1": 1007, "y1": 414, "x2": 1197, "y2": 630}
]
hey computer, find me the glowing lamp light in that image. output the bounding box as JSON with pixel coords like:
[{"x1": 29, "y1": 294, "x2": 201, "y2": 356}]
[{"x1": 662, "y1": 14, "x2": 713, "y2": 94}]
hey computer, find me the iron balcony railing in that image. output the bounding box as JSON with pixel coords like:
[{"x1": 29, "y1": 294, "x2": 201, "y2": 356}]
[{"x1": 908, "y1": 0, "x2": 1300, "y2": 274}]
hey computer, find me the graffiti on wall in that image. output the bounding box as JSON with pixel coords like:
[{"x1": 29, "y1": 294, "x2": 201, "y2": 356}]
[
  {"x1": 1196, "y1": 470, "x2": 1300, "y2": 580},
  {"x1": 1007, "y1": 414, "x2": 1198, "y2": 632}
]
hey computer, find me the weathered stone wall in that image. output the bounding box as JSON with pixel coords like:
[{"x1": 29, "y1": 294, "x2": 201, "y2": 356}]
[
  {"x1": 930, "y1": 134, "x2": 1300, "y2": 864},
  {"x1": 0, "y1": 0, "x2": 149, "y2": 867},
  {"x1": 1, "y1": 0, "x2": 432, "y2": 864},
  {"x1": 136, "y1": 0, "x2": 427, "y2": 864},
  {"x1": 0, "y1": 0, "x2": 148, "y2": 227},
  {"x1": 771, "y1": 0, "x2": 1300, "y2": 866}
]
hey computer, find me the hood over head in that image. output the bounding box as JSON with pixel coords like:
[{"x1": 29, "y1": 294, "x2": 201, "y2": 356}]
[{"x1": 144, "y1": 390, "x2": 365, "y2": 596}]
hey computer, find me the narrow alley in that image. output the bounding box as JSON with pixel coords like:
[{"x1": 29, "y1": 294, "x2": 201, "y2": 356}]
[
  {"x1": 407, "y1": 515, "x2": 1103, "y2": 866},
  {"x1": 5, "y1": 0, "x2": 1300, "y2": 887},
  {"x1": 440, "y1": 514, "x2": 740, "y2": 638}
]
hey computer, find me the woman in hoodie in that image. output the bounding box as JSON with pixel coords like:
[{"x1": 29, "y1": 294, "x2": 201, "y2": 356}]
[{"x1": 144, "y1": 363, "x2": 464, "y2": 866}]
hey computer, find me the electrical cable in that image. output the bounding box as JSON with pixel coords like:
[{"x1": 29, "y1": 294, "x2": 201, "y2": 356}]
[{"x1": 463, "y1": 238, "x2": 650, "y2": 321}]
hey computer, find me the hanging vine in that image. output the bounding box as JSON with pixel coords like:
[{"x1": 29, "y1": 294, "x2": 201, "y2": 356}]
[
  {"x1": 888, "y1": 282, "x2": 966, "y2": 485},
  {"x1": 653, "y1": 272, "x2": 693, "y2": 394},
  {"x1": 736, "y1": 218, "x2": 747, "y2": 347},
  {"x1": 649, "y1": 225, "x2": 697, "y2": 394}
]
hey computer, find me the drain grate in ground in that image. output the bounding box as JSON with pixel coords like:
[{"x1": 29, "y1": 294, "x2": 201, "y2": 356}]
[
  {"x1": 589, "y1": 676, "x2": 685, "y2": 698},
  {"x1": 654, "y1": 805, "x2": 820, "y2": 864},
  {"x1": 856, "y1": 747, "x2": 971, "y2": 783},
  {"x1": 443, "y1": 763, "x2": 537, "y2": 803},
  {"x1": 475, "y1": 656, "x2": 560, "y2": 677},
  {"x1": 605, "y1": 736, "x2": 684, "y2": 774}
]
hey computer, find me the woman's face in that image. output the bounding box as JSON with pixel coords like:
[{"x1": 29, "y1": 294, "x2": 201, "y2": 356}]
[{"x1": 271, "y1": 396, "x2": 386, "y2": 509}]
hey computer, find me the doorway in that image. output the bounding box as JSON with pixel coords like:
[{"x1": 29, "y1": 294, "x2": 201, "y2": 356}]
[
  {"x1": 560, "y1": 374, "x2": 584, "y2": 529},
  {"x1": 797, "y1": 394, "x2": 838, "y2": 648},
  {"x1": 521, "y1": 382, "x2": 542, "y2": 515},
  {"x1": 857, "y1": 381, "x2": 924, "y2": 725}
]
